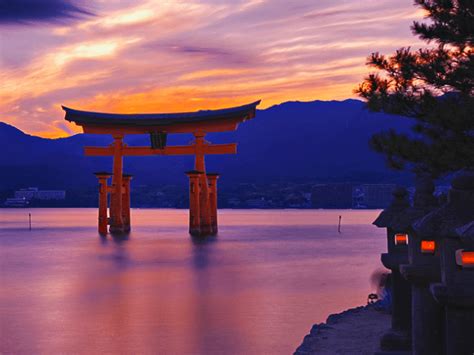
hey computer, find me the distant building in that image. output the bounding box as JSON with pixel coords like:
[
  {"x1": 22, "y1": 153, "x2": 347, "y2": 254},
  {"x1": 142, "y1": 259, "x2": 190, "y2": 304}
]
[
  {"x1": 285, "y1": 193, "x2": 311, "y2": 208},
  {"x1": 4, "y1": 197, "x2": 30, "y2": 207},
  {"x1": 14, "y1": 187, "x2": 66, "y2": 200},
  {"x1": 245, "y1": 198, "x2": 268, "y2": 208},
  {"x1": 354, "y1": 184, "x2": 396, "y2": 209},
  {"x1": 311, "y1": 183, "x2": 353, "y2": 208},
  {"x1": 14, "y1": 187, "x2": 39, "y2": 200},
  {"x1": 227, "y1": 197, "x2": 241, "y2": 207}
]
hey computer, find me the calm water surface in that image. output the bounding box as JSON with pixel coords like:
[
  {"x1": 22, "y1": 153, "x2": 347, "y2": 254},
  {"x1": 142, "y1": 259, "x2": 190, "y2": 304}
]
[{"x1": 0, "y1": 209, "x2": 385, "y2": 354}]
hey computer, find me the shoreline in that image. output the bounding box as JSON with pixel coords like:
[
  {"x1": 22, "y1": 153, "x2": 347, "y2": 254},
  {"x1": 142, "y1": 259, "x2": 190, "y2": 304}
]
[{"x1": 294, "y1": 303, "x2": 390, "y2": 354}]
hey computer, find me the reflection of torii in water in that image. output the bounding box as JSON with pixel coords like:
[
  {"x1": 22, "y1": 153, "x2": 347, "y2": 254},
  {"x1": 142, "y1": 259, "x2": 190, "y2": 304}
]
[{"x1": 62, "y1": 101, "x2": 260, "y2": 237}]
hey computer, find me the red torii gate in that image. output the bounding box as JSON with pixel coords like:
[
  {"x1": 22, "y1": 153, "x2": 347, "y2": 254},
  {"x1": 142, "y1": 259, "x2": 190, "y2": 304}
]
[{"x1": 62, "y1": 101, "x2": 260, "y2": 236}]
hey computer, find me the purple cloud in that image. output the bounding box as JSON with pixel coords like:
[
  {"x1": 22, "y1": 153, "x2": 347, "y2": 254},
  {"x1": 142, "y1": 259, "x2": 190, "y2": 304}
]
[{"x1": 0, "y1": 0, "x2": 93, "y2": 25}]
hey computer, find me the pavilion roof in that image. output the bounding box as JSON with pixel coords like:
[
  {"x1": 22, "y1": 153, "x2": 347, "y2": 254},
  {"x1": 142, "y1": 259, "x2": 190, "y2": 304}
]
[{"x1": 63, "y1": 101, "x2": 261, "y2": 128}]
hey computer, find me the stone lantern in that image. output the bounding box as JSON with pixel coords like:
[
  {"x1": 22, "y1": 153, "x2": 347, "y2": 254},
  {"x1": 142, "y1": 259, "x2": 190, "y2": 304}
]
[
  {"x1": 373, "y1": 187, "x2": 412, "y2": 352},
  {"x1": 413, "y1": 170, "x2": 474, "y2": 355},
  {"x1": 398, "y1": 176, "x2": 441, "y2": 355}
]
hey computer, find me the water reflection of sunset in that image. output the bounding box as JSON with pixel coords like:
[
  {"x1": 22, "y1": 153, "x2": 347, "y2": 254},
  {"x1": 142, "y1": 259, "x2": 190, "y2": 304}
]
[{"x1": 0, "y1": 209, "x2": 385, "y2": 354}]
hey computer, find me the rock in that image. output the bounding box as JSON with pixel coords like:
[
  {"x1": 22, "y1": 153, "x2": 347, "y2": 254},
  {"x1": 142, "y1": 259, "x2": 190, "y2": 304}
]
[{"x1": 294, "y1": 304, "x2": 391, "y2": 354}]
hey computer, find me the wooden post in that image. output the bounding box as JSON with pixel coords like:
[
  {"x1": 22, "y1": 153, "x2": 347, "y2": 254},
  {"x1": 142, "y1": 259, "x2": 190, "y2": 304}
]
[
  {"x1": 110, "y1": 135, "x2": 125, "y2": 233},
  {"x1": 194, "y1": 132, "x2": 212, "y2": 236},
  {"x1": 207, "y1": 173, "x2": 220, "y2": 235},
  {"x1": 186, "y1": 170, "x2": 203, "y2": 236},
  {"x1": 122, "y1": 174, "x2": 133, "y2": 232},
  {"x1": 94, "y1": 172, "x2": 112, "y2": 235}
]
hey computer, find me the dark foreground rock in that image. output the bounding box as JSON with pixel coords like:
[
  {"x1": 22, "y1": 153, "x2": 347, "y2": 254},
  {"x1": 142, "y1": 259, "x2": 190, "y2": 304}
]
[{"x1": 295, "y1": 304, "x2": 391, "y2": 355}]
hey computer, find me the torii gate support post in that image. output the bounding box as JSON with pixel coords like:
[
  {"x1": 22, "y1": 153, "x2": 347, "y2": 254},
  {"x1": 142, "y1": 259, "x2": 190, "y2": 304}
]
[
  {"x1": 207, "y1": 173, "x2": 220, "y2": 234},
  {"x1": 95, "y1": 172, "x2": 112, "y2": 235},
  {"x1": 186, "y1": 170, "x2": 202, "y2": 236},
  {"x1": 122, "y1": 174, "x2": 133, "y2": 232},
  {"x1": 194, "y1": 132, "x2": 213, "y2": 236},
  {"x1": 110, "y1": 134, "x2": 125, "y2": 233}
]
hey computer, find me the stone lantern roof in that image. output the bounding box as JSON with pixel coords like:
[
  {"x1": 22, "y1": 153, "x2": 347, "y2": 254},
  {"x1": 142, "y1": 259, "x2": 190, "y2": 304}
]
[
  {"x1": 456, "y1": 221, "x2": 474, "y2": 245},
  {"x1": 391, "y1": 175, "x2": 438, "y2": 231},
  {"x1": 413, "y1": 170, "x2": 474, "y2": 238},
  {"x1": 373, "y1": 186, "x2": 410, "y2": 228}
]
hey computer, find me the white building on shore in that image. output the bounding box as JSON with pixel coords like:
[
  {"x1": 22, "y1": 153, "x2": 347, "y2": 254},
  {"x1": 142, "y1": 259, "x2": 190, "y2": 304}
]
[{"x1": 14, "y1": 187, "x2": 66, "y2": 200}]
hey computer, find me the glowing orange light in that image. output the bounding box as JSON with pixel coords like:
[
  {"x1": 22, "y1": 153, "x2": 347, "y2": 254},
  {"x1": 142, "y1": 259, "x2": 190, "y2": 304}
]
[
  {"x1": 456, "y1": 250, "x2": 474, "y2": 268},
  {"x1": 394, "y1": 233, "x2": 408, "y2": 245},
  {"x1": 421, "y1": 240, "x2": 436, "y2": 254}
]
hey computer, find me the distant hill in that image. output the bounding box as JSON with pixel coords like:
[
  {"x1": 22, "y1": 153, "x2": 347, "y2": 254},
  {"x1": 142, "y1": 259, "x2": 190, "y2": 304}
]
[{"x1": 0, "y1": 99, "x2": 414, "y2": 190}]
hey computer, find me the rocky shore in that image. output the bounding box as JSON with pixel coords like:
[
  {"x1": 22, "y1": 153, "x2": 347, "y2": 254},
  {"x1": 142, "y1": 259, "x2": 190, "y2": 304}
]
[{"x1": 295, "y1": 304, "x2": 391, "y2": 354}]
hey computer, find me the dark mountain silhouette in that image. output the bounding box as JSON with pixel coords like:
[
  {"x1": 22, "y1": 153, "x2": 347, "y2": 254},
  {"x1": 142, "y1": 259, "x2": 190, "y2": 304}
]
[{"x1": 0, "y1": 99, "x2": 414, "y2": 190}]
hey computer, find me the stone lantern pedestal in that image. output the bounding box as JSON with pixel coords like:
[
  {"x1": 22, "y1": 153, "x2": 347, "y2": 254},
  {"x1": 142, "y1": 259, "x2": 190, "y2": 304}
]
[
  {"x1": 413, "y1": 170, "x2": 474, "y2": 355},
  {"x1": 430, "y1": 226, "x2": 474, "y2": 355},
  {"x1": 399, "y1": 251, "x2": 443, "y2": 355},
  {"x1": 374, "y1": 187, "x2": 412, "y2": 352},
  {"x1": 398, "y1": 177, "x2": 442, "y2": 355}
]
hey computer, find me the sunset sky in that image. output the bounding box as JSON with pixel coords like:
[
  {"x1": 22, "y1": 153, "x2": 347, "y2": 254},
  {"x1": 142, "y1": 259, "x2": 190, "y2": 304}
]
[{"x1": 0, "y1": 0, "x2": 426, "y2": 138}]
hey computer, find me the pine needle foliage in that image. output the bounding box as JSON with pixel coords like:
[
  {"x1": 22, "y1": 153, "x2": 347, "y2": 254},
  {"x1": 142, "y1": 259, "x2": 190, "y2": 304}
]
[{"x1": 356, "y1": 0, "x2": 473, "y2": 178}]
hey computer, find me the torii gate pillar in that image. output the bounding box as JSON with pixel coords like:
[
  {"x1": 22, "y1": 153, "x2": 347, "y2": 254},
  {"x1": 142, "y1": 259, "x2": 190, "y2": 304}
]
[
  {"x1": 193, "y1": 132, "x2": 213, "y2": 236},
  {"x1": 207, "y1": 173, "x2": 220, "y2": 234},
  {"x1": 122, "y1": 174, "x2": 133, "y2": 232},
  {"x1": 186, "y1": 171, "x2": 219, "y2": 236},
  {"x1": 109, "y1": 134, "x2": 125, "y2": 233},
  {"x1": 95, "y1": 172, "x2": 111, "y2": 235},
  {"x1": 186, "y1": 170, "x2": 203, "y2": 236}
]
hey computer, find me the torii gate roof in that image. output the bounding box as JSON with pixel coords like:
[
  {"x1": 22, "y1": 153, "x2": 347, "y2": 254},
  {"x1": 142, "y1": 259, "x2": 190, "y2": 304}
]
[{"x1": 62, "y1": 100, "x2": 261, "y2": 134}]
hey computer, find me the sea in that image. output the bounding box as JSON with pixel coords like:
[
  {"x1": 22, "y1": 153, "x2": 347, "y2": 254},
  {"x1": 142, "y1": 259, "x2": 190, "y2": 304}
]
[{"x1": 0, "y1": 208, "x2": 386, "y2": 354}]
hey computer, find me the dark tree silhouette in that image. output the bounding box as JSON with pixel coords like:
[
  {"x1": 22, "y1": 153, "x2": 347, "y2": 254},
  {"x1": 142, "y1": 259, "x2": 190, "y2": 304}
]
[{"x1": 356, "y1": 0, "x2": 473, "y2": 178}]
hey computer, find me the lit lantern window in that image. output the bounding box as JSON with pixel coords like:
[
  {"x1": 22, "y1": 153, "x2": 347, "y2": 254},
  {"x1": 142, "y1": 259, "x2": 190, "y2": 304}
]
[
  {"x1": 394, "y1": 233, "x2": 408, "y2": 245},
  {"x1": 455, "y1": 249, "x2": 474, "y2": 268},
  {"x1": 421, "y1": 240, "x2": 436, "y2": 254}
]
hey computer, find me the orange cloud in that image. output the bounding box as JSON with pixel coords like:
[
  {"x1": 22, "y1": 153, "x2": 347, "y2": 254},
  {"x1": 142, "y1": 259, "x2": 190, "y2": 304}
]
[{"x1": 0, "y1": 0, "x2": 426, "y2": 138}]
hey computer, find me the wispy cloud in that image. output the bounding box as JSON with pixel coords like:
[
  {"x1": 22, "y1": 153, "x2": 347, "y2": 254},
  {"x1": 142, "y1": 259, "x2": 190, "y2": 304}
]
[{"x1": 0, "y1": 0, "x2": 425, "y2": 137}]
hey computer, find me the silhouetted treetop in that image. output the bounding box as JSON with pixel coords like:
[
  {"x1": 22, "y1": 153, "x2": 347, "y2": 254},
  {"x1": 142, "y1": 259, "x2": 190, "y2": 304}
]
[
  {"x1": 356, "y1": 0, "x2": 473, "y2": 178},
  {"x1": 412, "y1": 0, "x2": 473, "y2": 47}
]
